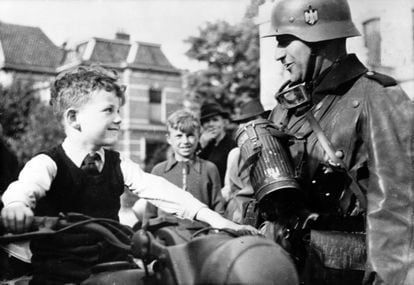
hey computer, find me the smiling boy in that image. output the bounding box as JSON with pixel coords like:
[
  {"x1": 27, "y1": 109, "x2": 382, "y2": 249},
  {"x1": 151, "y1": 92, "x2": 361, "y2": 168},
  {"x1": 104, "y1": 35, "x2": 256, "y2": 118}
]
[
  {"x1": 198, "y1": 102, "x2": 236, "y2": 185},
  {"x1": 145, "y1": 109, "x2": 225, "y2": 219},
  {"x1": 0, "y1": 65, "x2": 256, "y2": 284}
]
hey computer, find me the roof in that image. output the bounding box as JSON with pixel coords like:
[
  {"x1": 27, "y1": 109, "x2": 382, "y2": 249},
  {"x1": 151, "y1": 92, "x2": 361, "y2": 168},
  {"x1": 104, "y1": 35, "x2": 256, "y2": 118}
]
[
  {"x1": 0, "y1": 22, "x2": 64, "y2": 74},
  {"x1": 60, "y1": 37, "x2": 180, "y2": 74},
  {"x1": 130, "y1": 42, "x2": 178, "y2": 73},
  {"x1": 90, "y1": 38, "x2": 131, "y2": 66}
]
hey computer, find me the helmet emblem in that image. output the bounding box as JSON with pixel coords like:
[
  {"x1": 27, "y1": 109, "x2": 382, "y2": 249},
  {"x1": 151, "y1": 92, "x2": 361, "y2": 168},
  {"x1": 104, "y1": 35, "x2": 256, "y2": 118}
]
[{"x1": 304, "y1": 6, "x2": 318, "y2": 25}]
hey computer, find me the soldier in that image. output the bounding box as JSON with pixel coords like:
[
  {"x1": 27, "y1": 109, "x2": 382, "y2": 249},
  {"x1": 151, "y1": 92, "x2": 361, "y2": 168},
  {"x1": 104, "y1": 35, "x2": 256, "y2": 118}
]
[{"x1": 264, "y1": 0, "x2": 413, "y2": 284}]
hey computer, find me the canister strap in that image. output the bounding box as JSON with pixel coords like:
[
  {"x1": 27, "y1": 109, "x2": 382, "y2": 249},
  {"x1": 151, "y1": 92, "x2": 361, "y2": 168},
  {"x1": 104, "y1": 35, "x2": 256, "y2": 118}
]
[
  {"x1": 238, "y1": 122, "x2": 262, "y2": 176},
  {"x1": 305, "y1": 111, "x2": 367, "y2": 212}
]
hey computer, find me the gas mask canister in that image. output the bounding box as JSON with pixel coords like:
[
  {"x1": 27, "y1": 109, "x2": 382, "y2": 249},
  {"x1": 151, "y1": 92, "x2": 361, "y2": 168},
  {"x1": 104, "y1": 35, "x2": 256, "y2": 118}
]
[{"x1": 236, "y1": 118, "x2": 301, "y2": 221}]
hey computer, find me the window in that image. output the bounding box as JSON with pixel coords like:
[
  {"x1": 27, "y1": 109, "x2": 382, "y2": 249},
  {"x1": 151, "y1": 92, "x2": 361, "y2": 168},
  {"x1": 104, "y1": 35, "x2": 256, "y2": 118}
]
[
  {"x1": 144, "y1": 140, "x2": 169, "y2": 172},
  {"x1": 149, "y1": 87, "x2": 162, "y2": 123},
  {"x1": 149, "y1": 88, "x2": 162, "y2": 104},
  {"x1": 363, "y1": 18, "x2": 381, "y2": 67}
]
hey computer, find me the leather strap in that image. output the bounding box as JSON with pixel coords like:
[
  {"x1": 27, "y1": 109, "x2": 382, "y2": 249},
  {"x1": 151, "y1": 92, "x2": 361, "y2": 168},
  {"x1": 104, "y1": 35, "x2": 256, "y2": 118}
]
[{"x1": 305, "y1": 111, "x2": 367, "y2": 212}]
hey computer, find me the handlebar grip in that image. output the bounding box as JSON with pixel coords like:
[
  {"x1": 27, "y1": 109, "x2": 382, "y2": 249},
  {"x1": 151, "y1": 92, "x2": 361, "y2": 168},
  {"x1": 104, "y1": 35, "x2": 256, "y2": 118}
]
[
  {"x1": 0, "y1": 216, "x2": 63, "y2": 243},
  {"x1": 0, "y1": 216, "x2": 61, "y2": 231}
]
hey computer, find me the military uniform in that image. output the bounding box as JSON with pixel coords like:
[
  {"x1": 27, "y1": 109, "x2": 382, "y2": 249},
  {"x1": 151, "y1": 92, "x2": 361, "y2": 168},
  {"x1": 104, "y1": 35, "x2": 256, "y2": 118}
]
[{"x1": 271, "y1": 54, "x2": 414, "y2": 284}]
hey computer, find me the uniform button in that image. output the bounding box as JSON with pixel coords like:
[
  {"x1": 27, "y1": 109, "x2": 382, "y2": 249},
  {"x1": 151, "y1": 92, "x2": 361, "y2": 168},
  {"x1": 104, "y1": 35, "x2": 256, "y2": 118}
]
[
  {"x1": 289, "y1": 16, "x2": 295, "y2": 22},
  {"x1": 366, "y1": 71, "x2": 374, "y2": 76},
  {"x1": 335, "y1": 150, "x2": 344, "y2": 159},
  {"x1": 312, "y1": 180, "x2": 316, "y2": 184},
  {"x1": 325, "y1": 193, "x2": 330, "y2": 197},
  {"x1": 352, "y1": 100, "x2": 360, "y2": 108},
  {"x1": 315, "y1": 101, "x2": 323, "y2": 111}
]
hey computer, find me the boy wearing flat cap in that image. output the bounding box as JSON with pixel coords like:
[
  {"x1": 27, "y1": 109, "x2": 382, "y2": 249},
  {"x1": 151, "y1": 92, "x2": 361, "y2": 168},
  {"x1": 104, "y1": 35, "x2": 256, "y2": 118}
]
[{"x1": 198, "y1": 102, "x2": 236, "y2": 186}]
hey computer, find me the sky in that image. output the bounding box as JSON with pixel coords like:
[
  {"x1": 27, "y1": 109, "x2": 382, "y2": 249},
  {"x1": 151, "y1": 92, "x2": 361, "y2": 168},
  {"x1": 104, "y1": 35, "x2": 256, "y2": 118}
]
[{"x1": 0, "y1": 0, "x2": 251, "y2": 71}]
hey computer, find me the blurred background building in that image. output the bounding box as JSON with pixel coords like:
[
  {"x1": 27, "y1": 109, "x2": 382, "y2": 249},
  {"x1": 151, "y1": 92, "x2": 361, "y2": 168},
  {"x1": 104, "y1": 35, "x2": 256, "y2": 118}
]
[
  {"x1": 59, "y1": 32, "x2": 183, "y2": 170},
  {"x1": 0, "y1": 23, "x2": 184, "y2": 170}
]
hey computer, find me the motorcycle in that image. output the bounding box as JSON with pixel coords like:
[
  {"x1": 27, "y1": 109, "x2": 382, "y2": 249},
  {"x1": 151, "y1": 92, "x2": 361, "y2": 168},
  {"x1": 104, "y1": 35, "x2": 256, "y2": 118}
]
[{"x1": 0, "y1": 212, "x2": 300, "y2": 285}]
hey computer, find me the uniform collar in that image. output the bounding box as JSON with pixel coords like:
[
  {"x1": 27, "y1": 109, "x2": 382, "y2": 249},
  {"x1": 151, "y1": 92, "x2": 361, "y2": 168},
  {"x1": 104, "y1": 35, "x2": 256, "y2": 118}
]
[
  {"x1": 164, "y1": 155, "x2": 202, "y2": 174},
  {"x1": 62, "y1": 138, "x2": 105, "y2": 168},
  {"x1": 313, "y1": 54, "x2": 368, "y2": 95}
]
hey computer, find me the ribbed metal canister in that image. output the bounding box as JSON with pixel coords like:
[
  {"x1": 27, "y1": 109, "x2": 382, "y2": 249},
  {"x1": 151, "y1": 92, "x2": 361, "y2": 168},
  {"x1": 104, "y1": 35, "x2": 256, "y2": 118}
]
[{"x1": 236, "y1": 118, "x2": 300, "y2": 203}]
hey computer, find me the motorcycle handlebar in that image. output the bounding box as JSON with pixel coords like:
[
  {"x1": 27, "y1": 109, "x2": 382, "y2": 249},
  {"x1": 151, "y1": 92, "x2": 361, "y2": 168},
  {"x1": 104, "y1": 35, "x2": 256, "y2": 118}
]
[
  {"x1": 0, "y1": 215, "x2": 62, "y2": 232},
  {"x1": 0, "y1": 213, "x2": 133, "y2": 249}
]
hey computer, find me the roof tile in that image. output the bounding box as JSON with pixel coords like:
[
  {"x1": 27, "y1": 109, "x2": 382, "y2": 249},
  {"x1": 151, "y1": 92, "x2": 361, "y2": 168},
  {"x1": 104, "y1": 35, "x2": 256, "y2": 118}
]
[
  {"x1": 90, "y1": 38, "x2": 130, "y2": 65},
  {"x1": 0, "y1": 22, "x2": 64, "y2": 73}
]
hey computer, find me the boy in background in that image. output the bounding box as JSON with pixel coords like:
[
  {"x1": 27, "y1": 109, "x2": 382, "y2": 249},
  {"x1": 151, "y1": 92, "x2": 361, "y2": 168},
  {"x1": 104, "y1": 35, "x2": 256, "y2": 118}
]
[
  {"x1": 198, "y1": 102, "x2": 236, "y2": 186},
  {"x1": 140, "y1": 109, "x2": 225, "y2": 221},
  {"x1": 0, "y1": 65, "x2": 256, "y2": 284}
]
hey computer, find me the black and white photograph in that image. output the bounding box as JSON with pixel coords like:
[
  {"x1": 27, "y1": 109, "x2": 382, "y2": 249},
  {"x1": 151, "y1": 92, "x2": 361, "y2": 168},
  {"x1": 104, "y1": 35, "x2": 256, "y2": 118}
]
[{"x1": 0, "y1": 0, "x2": 413, "y2": 284}]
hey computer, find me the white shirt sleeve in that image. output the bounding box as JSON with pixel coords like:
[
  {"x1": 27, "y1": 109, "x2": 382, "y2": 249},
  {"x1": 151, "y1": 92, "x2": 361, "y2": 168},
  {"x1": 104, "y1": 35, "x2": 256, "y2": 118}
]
[
  {"x1": 1, "y1": 152, "x2": 207, "y2": 221},
  {"x1": 2, "y1": 154, "x2": 57, "y2": 208},
  {"x1": 120, "y1": 156, "x2": 207, "y2": 220}
]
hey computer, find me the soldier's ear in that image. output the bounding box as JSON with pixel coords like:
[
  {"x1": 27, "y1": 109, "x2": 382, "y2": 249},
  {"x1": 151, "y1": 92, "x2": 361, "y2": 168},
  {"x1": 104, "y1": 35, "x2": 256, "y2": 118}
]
[{"x1": 64, "y1": 108, "x2": 81, "y2": 131}]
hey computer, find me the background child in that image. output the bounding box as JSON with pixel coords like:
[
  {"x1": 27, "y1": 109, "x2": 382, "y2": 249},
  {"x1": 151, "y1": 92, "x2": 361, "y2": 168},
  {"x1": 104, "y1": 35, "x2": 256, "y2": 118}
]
[
  {"x1": 140, "y1": 109, "x2": 225, "y2": 221},
  {"x1": 197, "y1": 102, "x2": 236, "y2": 186},
  {"x1": 0, "y1": 65, "x2": 256, "y2": 284}
]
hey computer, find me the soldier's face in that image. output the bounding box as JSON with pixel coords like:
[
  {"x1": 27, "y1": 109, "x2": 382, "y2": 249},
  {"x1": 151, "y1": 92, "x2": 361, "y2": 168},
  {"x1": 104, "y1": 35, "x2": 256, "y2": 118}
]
[{"x1": 275, "y1": 36, "x2": 311, "y2": 84}]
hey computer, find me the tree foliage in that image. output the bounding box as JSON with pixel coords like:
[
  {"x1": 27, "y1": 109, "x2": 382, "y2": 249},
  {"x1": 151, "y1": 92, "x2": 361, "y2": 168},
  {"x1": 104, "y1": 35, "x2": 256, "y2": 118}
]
[
  {"x1": 184, "y1": 0, "x2": 263, "y2": 112},
  {"x1": 0, "y1": 79, "x2": 65, "y2": 164}
]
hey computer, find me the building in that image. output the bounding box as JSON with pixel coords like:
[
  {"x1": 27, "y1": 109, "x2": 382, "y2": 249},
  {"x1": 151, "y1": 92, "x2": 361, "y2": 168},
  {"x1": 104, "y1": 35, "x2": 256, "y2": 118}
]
[
  {"x1": 0, "y1": 21, "x2": 64, "y2": 96},
  {"x1": 257, "y1": 0, "x2": 414, "y2": 109},
  {"x1": 59, "y1": 32, "x2": 184, "y2": 169},
  {"x1": 0, "y1": 22, "x2": 184, "y2": 169}
]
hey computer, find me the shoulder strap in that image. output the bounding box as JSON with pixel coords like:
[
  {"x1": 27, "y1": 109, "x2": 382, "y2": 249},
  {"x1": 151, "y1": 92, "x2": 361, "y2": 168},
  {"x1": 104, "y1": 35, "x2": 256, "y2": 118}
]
[
  {"x1": 364, "y1": 71, "x2": 397, "y2": 87},
  {"x1": 305, "y1": 111, "x2": 367, "y2": 212}
]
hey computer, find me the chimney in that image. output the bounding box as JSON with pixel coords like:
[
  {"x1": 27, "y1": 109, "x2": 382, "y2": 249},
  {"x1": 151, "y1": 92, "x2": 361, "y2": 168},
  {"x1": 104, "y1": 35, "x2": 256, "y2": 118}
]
[{"x1": 115, "y1": 31, "x2": 130, "y2": 41}]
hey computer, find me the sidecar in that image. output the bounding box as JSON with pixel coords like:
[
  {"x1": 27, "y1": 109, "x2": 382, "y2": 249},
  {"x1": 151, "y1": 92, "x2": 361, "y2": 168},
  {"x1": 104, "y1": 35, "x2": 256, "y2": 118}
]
[
  {"x1": 0, "y1": 214, "x2": 299, "y2": 285},
  {"x1": 83, "y1": 226, "x2": 299, "y2": 285}
]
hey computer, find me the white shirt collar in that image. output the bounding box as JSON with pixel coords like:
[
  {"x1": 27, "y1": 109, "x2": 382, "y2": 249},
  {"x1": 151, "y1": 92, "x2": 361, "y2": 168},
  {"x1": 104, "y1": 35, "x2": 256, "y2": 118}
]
[{"x1": 61, "y1": 138, "x2": 105, "y2": 168}]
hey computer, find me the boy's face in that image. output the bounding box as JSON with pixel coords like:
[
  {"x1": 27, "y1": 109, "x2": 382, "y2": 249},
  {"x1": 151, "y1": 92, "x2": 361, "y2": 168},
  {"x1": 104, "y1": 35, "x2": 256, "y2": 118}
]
[
  {"x1": 201, "y1": 115, "x2": 226, "y2": 140},
  {"x1": 75, "y1": 90, "x2": 122, "y2": 148},
  {"x1": 167, "y1": 128, "x2": 199, "y2": 161}
]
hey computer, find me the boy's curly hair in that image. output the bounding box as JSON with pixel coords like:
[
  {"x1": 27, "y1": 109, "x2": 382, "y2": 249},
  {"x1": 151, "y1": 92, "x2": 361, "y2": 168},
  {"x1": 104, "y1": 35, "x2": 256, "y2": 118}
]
[
  {"x1": 50, "y1": 65, "x2": 126, "y2": 121},
  {"x1": 166, "y1": 109, "x2": 201, "y2": 135}
]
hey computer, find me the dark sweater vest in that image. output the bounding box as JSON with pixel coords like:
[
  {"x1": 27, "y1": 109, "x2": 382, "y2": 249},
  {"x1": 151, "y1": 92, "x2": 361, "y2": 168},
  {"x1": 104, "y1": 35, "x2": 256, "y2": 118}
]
[
  {"x1": 35, "y1": 145, "x2": 124, "y2": 220},
  {"x1": 30, "y1": 145, "x2": 126, "y2": 284}
]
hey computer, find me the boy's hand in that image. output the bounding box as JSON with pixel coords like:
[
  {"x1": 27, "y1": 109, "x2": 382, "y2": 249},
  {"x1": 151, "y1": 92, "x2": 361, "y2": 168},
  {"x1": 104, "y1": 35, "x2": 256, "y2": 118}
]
[
  {"x1": 199, "y1": 129, "x2": 217, "y2": 148},
  {"x1": 1, "y1": 203, "x2": 34, "y2": 233},
  {"x1": 227, "y1": 223, "x2": 260, "y2": 235},
  {"x1": 195, "y1": 208, "x2": 259, "y2": 235}
]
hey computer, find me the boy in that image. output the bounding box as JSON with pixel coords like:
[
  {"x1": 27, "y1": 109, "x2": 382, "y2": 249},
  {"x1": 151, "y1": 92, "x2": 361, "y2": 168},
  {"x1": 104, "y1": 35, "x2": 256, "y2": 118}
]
[
  {"x1": 142, "y1": 109, "x2": 225, "y2": 220},
  {"x1": 0, "y1": 65, "x2": 256, "y2": 284},
  {"x1": 198, "y1": 102, "x2": 236, "y2": 185}
]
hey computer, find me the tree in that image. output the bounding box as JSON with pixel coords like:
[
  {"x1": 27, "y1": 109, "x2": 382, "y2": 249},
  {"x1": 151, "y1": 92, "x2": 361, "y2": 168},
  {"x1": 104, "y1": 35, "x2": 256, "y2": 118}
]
[
  {"x1": 183, "y1": 0, "x2": 265, "y2": 112},
  {"x1": 184, "y1": 0, "x2": 262, "y2": 113},
  {"x1": 0, "y1": 80, "x2": 36, "y2": 139},
  {"x1": 243, "y1": 0, "x2": 265, "y2": 19},
  {"x1": 0, "y1": 79, "x2": 65, "y2": 164}
]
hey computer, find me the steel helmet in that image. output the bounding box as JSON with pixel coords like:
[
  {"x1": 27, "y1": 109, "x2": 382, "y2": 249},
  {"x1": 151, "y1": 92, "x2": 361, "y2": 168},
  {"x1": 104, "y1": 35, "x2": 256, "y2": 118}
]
[{"x1": 264, "y1": 0, "x2": 361, "y2": 42}]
